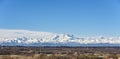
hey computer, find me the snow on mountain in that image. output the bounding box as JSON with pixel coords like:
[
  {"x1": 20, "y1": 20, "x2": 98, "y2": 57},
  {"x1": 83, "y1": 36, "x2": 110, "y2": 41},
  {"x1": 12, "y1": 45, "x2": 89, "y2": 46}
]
[{"x1": 0, "y1": 29, "x2": 120, "y2": 46}]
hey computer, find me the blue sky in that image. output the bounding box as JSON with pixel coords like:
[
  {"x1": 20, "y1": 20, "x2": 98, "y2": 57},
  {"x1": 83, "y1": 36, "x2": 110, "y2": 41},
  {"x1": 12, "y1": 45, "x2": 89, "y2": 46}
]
[{"x1": 0, "y1": 0, "x2": 120, "y2": 36}]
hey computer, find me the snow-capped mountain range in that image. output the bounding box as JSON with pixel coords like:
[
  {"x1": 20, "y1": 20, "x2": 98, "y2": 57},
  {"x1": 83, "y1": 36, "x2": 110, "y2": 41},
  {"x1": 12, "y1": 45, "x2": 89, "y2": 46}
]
[{"x1": 0, "y1": 29, "x2": 120, "y2": 46}]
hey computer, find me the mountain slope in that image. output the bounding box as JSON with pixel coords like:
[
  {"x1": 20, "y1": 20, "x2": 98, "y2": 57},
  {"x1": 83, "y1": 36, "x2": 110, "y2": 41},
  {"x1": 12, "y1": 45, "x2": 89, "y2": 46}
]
[{"x1": 0, "y1": 29, "x2": 120, "y2": 46}]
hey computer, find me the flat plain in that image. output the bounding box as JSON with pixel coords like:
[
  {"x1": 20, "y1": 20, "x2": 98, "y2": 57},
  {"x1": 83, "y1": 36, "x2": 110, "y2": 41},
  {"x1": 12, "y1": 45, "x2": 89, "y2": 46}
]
[{"x1": 0, "y1": 46, "x2": 120, "y2": 59}]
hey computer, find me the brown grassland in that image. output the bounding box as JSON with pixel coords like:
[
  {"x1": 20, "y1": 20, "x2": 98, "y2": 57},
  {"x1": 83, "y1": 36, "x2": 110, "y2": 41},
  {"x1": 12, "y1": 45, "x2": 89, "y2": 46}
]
[{"x1": 0, "y1": 46, "x2": 120, "y2": 59}]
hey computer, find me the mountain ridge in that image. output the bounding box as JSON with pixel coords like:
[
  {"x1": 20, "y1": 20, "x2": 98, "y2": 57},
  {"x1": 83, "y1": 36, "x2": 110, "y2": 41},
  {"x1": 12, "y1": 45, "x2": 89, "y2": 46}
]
[{"x1": 0, "y1": 29, "x2": 120, "y2": 46}]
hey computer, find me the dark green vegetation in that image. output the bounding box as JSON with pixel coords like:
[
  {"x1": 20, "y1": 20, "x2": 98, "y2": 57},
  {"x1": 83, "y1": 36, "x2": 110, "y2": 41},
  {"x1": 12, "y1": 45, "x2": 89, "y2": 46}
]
[{"x1": 0, "y1": 46, "x2": 120, "y2": 59}]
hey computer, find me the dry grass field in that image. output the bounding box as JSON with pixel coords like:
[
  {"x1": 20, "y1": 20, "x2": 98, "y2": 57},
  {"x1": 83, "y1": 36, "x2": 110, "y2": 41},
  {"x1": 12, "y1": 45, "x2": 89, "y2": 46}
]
[
  {"x1": 0, "y1": 54, "x2": 119, "y2": 59},
  {"x1": 0, "y1": 46, "x2": 120, "y2": 59}
]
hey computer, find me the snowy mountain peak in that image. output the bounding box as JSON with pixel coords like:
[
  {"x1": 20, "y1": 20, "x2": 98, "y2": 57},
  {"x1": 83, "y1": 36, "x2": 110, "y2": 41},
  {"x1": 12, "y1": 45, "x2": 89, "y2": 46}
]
[{"x1": 0, "y1": 29, "x2": 120, "y2": 46}]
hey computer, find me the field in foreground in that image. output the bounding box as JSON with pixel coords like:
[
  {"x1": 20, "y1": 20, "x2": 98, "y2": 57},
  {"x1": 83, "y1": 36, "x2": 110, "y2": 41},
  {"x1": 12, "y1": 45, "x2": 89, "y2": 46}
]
[
  {"x1": 0, "y1": 46, "x2": 120, "y2": 59},
  {"x1": 0, "y1": 54, "x2": 115, "y2": 59}
]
